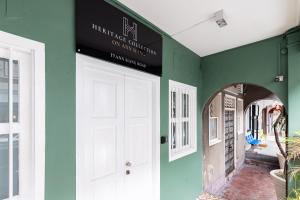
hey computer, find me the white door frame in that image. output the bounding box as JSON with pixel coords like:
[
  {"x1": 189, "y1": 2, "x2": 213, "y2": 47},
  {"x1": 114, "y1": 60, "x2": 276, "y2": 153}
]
[
  {"x1": 76, "y1": 53, "x2": 160, "y2": 200},
  {"x1": 0, "y1": 30, "x2": 45, "y2": 200}
]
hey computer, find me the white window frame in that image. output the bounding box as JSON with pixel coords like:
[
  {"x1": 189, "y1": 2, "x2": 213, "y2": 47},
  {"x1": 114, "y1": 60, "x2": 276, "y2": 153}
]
[
  {"x1": 169, "y1": 80, "x2": 197, "y2": 162},
  {"x1": 0, "y1": 30, "x2": 45, "y2": 200},
  {"x1": 209, "y1": 93, "x2": 222, "y2": 146},
  {"x1": 237, "y1": 98, "x2": 244, "y2": 135}
]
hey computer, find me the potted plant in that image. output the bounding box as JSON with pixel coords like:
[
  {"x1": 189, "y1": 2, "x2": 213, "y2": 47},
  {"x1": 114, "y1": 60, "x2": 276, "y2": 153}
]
[
  {"x1": 286, "y1": 131, "x2": 300, "y2": 200},
  {"x1": 269, "y1": 105, "x2": 287, "y2": 199},
  {"x1": 269, "y1": 105, "x2": 300, "y2": 200}
]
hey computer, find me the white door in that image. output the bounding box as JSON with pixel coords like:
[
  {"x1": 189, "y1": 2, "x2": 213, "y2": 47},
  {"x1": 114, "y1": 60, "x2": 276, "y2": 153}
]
[
  {"x1": 77, "y1": 55, "x2": 157, "y2": 200},
  {"x1": 0, "y1": 46, "x2": 33, "y2": 199},
  {"x1": 124, "y1": 76, "x2": 153, "y2": 200}
]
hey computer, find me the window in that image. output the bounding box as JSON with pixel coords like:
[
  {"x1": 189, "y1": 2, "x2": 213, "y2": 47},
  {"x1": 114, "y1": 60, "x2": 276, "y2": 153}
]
[
  {"x1": 237, "y1": 99, "x2": 244, "y2": 134},
  {"x1": 0, "y1": 31, "x2": 45, "y2": 200},
  {"x1": 209, "y1": 93, "x2": 221, "y2": 146},
  {"x1": 169, "y1": 80, "x2": 197, "y2": 161},
  {"x1": 0, "y1": 58, "x2": 20, "y2": 200},
  {"x1": 209, "y1": 118, "x2": 218, "y2": 140}
]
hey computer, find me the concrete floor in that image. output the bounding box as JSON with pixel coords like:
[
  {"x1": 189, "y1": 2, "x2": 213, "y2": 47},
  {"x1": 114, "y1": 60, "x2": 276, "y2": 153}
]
[
  {"x1": 248, "y1": 138, "x2": 281, "y2": 157},
  {"x1": 222, "y1": 165, "x2": 277, "y2": 200},
  {"x1": 245, "y1": 138, "x2": 282, "y2": 157}
]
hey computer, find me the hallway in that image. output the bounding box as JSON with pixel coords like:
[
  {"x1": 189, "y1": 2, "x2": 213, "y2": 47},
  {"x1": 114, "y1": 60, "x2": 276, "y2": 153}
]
[
  {"x1": 198, "y1": 165, "x2": 277, "y2": 200},
  {"x1": 223, "y1": 165, "x2": 277, "y2": 200}
]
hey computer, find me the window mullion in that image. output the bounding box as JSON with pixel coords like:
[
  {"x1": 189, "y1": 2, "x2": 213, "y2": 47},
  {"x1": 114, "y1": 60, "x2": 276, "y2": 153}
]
[
  {"x1": 179, "y1": 88, "x2": 183, "y2": 151},
  {"x1": 189, "y1": 92, "x2": 193, "y2": 147},
  {"x1": 175, "y1": 87, "x2": 179, "y2": 152},
  {"x1": 8, "y1": 48, "x2": 14, "y2": 199},
  {"x1": 186, "y1": 91, "x2": 190, "y2": 147}
]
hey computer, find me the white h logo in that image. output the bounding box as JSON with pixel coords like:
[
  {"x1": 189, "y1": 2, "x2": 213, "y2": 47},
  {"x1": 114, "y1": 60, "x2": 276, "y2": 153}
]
[{"x1": 123, "y1": 17, "x2": 137, "y2": 41}]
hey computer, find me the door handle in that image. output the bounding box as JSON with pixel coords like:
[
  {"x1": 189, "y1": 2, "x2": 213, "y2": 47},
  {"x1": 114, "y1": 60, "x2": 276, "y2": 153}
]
[{"x1": 126, "y1": 170, "x2": 131, "y2": 175}]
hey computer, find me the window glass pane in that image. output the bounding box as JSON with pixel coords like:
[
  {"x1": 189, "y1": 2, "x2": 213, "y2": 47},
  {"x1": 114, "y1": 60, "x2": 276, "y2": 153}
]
[
  {"x1": 13, "y1": 61, "x2": 19, "y2": 123},
  {"x1": 0, "y1": 134, "x2": 9, "y2": 199},
  {"x1": 209, "y1": 118, "x2": 218, "y2": 140},
  {"x1": 186, "y1": 121, "x2": 189, "y2": 145},
  {"x1": 171, "y1": 122, "x2": 176, "y2": 149},
  {"x1": 186, "y1": 94, "x2": 189, "y2": 118},
  {"x1": 13, "y1": 133, "x2": 19, "y2": 196},
  {"x1": 171, "y1": 91, "x2": 176, "y2": 118},
  {"x1": 182, "y1": 93, "x2": 189, "y2": 118},
  {"x1": 182, "y1": 121, "x2": 189, "y2": 146},
  {"x1": 0, "y1": 58, "x2": 9, "y2": 123},
  {"x1": 182, "y1": 93, "x2": 185, "y2": 117}
]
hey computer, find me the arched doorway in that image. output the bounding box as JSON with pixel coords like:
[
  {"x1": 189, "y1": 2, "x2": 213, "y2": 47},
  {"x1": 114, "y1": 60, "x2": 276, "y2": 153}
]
[{"x1": 201, "y1": 83, "x2": 286, "y2": 200}]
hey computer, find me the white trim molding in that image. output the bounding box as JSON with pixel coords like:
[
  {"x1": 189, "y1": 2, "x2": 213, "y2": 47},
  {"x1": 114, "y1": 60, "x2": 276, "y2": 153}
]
[
  {"x1": 237, "y1": 98, "x2": 244, "y2": 135},
  {"x1": 208, "y1": 93, "x2": 222, "y2": 147},
  {"x1": 0, "y1": 30, "x2": 45, "y2": 200}
]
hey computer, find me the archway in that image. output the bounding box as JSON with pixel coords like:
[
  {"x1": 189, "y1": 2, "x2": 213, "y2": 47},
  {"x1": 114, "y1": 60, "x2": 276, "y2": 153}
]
[{"x1": 200, "y1": 83, "x2": 286, "y2": 200}]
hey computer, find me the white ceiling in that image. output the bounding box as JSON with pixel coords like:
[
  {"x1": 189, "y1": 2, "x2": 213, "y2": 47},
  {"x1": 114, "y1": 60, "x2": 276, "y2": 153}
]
[{"x1": 118, "y1": 0, "x2": 300, "y2": 56}]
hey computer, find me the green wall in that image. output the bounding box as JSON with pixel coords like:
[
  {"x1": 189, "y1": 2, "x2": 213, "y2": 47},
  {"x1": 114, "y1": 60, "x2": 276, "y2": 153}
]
[
  {"x1": 201, "y1": 36, "x2": 288, "y2": 108},
  {"x1": 160, "y1": 36, "x2": 202, "y2": 200},
  {"x1": 0, "y1": 0, "x2": 203, "y2": 200},
  {"x1": 0, "y1": 0, "x2": 76, "y2": 199},
  {"x1": 287, "y1": 29, "x2": 300, "y2": 135},
  {"x1": 286, "y1": 28, "x2": 300, "y2": 192}
]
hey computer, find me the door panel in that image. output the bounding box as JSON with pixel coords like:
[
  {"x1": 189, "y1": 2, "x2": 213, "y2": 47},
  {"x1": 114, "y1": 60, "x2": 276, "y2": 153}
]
[
  {"x1": 82, "y1": 66, "x2": 124, "y2": 200},
  {"x1": 124, "y1": 76, "x2": 153, "y2": 200},
  {"x1": 92, "y1": 81, "x2": 117, "y2": 118},
  {"x1": 92, "y1": 126, "x2": 117, "y2": 179}
]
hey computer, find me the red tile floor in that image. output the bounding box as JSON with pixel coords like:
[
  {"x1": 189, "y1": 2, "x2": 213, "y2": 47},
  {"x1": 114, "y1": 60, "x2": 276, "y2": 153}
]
[{"x1": 222, "y1": 165, "x2": 277, "y2": 200}]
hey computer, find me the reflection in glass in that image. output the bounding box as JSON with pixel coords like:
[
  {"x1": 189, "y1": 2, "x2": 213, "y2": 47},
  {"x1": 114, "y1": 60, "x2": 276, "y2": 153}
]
[
  {"x1": 209, "y1": 118, "x2": 218, "y2": 140},
  {"x1": 13, "y1": 61, "x2": 19, "y2": 123},
  {"x1": 0, "y1": 134, "x2": 9, "y2": 199},
  {"x1": 182, "y1": 93, "x2": 189, "y2": 118},
  {"x1": 13, "y1": 134, "x2": 19, "y2": 196},
  {"x1": 187, "y1": 94, "x2": 189, "y2": 117},
  {"x1": 182, "y1": 121, "x2": 189, "y2": 146},
  {"x1": 0, "y1": 58, "x2": 9, "y2": 123},
  {"x1": 171, "y1": 91, "x2": 176, "y2": 118},
  {"x1": 171, "y1": 122, "x2": 176, "y2": 149}
]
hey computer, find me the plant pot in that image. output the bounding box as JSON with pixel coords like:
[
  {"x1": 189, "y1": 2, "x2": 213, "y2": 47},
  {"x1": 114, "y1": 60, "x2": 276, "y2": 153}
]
[
  {"x1": 277, "y1": 153, "x2": 285, "y2": 170},
  {"x1": 270, "y1": 169, "x2": 286, "y2": 200}
]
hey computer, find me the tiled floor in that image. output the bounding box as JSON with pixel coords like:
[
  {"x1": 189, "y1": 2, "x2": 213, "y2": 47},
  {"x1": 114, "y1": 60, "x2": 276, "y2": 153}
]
[
  {"x1": 197, "y1": 193, "x2": 225, "y2": 200},
  {"x1": 222, "y1": 165, "x2": 277, "y2": 200}
]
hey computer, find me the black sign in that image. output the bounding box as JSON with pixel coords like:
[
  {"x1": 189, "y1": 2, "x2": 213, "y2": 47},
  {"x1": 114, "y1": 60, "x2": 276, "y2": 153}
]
[{"x1": 76, "y1": 0, "x2": 162, "y2": 76}]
